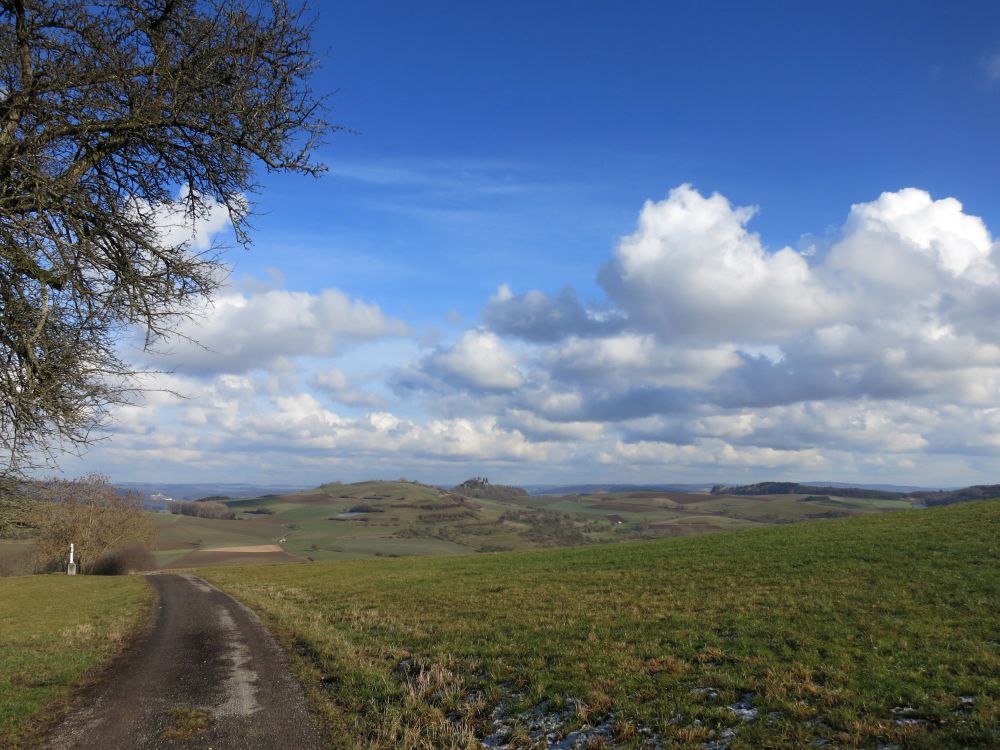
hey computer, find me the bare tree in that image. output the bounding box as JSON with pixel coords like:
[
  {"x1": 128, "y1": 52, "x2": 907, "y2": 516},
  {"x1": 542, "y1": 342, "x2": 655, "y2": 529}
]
[
  {"x1": 29, "y1": 473, "x2": 154, "y2": 573},
  {"x1": 0, "y1": 0, "x2": 331, "y2": 477}
]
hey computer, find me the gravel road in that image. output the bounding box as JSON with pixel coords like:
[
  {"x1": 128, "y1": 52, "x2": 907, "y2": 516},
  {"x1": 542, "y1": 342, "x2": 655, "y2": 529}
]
[{"x1": 46, "y1": 573, "x2": 325, "y2": 749}]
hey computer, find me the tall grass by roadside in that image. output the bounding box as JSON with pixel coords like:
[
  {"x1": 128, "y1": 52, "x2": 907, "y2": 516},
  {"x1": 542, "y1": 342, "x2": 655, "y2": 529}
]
[
  {"x1": 0, "y1": 576, "x2": 152, "y2": 748},
  {"x1": 202, "y1": 500, "x2": 1000, "y2": 750}
]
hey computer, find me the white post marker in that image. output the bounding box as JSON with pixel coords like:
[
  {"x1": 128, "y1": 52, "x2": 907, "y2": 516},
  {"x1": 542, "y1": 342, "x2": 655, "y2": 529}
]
[{"x1": 67, "y1": 542, "x2": 77, "y2": 575}]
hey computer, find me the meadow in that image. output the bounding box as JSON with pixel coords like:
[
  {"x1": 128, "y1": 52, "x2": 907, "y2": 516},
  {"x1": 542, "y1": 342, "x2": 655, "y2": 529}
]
[
  {"x1": 201, "y1": 500, "x2": 1000, "y2": 750},
  {"x1": 0, "y1": 575, "x2": 152, "y2": 749}
]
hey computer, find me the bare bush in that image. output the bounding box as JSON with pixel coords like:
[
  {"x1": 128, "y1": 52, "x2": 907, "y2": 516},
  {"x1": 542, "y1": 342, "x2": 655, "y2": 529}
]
[
  {"x1": 29, "y1": 473, "x2": 154, "y2": 574},
  {"x1": 0, "y1": 476, "x2": 33, "y2": 538},
  {"x1": 0, "y1": 543, "x2": 34, "y2": 576},
  {"x1": 90, "y1": 543, "x2": 155, "y2": 575}
]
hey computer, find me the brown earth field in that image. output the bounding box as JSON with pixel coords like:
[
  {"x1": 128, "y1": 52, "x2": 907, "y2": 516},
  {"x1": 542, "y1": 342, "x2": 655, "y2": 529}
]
[
  {"x1": 592, "y1": 500, "x2": 671, "y2": 512},
  {"x1": 243, "y1": 515, "x2": 293, "y2": 526},
  {"x1": 625, "y1": 491, "x2": 713, "y2": 504},
  {"x1": 152, "y1": 540, "x2": 199, "y2": 551},
  {"x1": 277, "y1": 492, "x2": 329, "y2": 504},
  {"x1": 162, "y1": 547, "x2": 305, "y2": 569},
  {"x1": 648, "y1": 521, "x2": 722, "y2": 535}
]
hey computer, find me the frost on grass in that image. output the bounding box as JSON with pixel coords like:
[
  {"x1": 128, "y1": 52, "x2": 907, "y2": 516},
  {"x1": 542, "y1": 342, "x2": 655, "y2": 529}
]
[
  {"x1": 479, "y1": 696, "x2": 618, "y2": 749},
  {"x1": 464, "y1": 686, "x2": 776, "y2": 750},
  {"x1": 726, "y1": 692, "x2": 759, "y2": 722}
]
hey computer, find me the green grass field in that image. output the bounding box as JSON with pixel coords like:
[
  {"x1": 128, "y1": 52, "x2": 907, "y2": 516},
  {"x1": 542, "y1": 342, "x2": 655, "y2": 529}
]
[
  {"x1": 0, "y1": 575, "x2": 152, "y2": 749},
  {"x1": 201, "y1": 500, "x2": 1000, "y2": 750}
]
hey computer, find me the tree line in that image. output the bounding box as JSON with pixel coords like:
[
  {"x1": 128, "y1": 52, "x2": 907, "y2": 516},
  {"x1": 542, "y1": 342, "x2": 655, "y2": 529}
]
[{"x1": 167, "y1": 500, "x2": 234, "y2": 520}]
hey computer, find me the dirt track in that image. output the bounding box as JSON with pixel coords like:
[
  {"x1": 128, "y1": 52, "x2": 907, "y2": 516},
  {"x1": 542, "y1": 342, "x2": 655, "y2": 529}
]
[{"x1": 46, "y1": 574, "x2": 325, "y2": 749}]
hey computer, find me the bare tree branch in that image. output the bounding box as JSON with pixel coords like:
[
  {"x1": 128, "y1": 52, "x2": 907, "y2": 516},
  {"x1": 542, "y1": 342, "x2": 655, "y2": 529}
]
[{"x1": 0, "y1": 0, "x2": 333, "y2": 479}]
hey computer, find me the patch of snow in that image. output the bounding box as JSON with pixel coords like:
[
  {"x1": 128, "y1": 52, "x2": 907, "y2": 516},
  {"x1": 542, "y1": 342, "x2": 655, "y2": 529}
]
[{"x1": 727, "y1": 692, "x2": 759, "y2": 722}]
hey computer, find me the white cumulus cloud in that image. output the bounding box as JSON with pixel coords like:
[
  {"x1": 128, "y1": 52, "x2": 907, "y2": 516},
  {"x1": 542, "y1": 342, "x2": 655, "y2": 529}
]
[
  {"x1": 423, "y1": 330, "x2": 524, "y2": 392},
  {"x1": 599, "y1": 184, "x2": 840, "y2": 342},
  {"x1": 148, "y1": 288, "x2": 409, "y2": 375},
  {"x1": 829, "y1": 188, "x2": 997, "y2": 287},
  {"x1": 73, "y1": 184, "x2": 1000, "y2": 486},
  {"x1": 310, "y1": 367, "x2": 387, "y2": 407}
]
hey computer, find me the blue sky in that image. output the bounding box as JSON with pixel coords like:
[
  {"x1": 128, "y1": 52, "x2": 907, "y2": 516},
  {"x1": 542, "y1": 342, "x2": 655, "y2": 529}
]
[
  {"x1": 252, "y1": 1, "x2": 1000, "y2": 295},
  {"x1": 61, "y1": 1, "x2": 1000, "y2": 487}
]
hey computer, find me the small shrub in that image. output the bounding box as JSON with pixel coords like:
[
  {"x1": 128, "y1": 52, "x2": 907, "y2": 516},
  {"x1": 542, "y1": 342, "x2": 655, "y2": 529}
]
[{"x1": 90, "y1": 544, "x2": 155, "y2": 575}]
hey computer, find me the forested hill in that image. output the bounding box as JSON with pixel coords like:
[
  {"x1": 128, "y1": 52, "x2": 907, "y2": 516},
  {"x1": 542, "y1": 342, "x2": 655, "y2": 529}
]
[
  {"x1": 912, "y1": 484, "x2": 1000, "y2": 506},
  {"x1": 711, "y1": 482, "x2": 906, "y2": 499},
  {"x1": 712, "y1": 481, "x2": 1000, "y2": 506}
]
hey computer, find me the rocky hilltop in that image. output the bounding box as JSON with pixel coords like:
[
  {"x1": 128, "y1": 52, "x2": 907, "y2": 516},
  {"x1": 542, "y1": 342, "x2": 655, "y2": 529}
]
[{"x1": 451, "y1": 477, "x2": 529, "y2": 502}]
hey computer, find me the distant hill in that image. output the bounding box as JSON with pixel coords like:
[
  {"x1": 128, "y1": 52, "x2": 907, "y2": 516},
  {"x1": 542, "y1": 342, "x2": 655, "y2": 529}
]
[
  {"x1": 715, "y1": 481, "x2": 1000, "y2": 506},
  {"x1": 525, "y1": 481, "x2": 943, "y2": 497},
  {"x1": 911, "y1": 484, "x2": 1000, "y2": 506},
  {"x1": 799, "y1": 481, "x2": 949, "y2": 493},
  {"x1": 450, "y1": 477, "x2": 528, "y2": 502},
  {"x1": 524, "y1": 483, "x2": 715, "y2": 496},
  {"x1": 136, "y1": 476, "x2": 1000, "y2": 569},
  {"x1": 145, "y1": 477, "x2": 961, "y2": 568},
  {"x1": 711, "y1": 482, "x2": 907, "y2": 500},
  {"x1": 117, "y1": 482, "x2": 311, "y2": 507}
]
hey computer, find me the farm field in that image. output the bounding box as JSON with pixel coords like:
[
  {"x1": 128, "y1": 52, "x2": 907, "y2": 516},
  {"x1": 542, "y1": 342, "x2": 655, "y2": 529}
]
[
  {"x1": 201, "y1": 500, "x2": 1000, "y2": 750},
  {"x1": 150, "y1": 512, "x2": 303, "y2": 568},
  {"x1": 152, "y1": 479, "x2": 934, "y2": 568},
  {"x1": 0, "y1": 575, "x2": 152, "y2": 749}
]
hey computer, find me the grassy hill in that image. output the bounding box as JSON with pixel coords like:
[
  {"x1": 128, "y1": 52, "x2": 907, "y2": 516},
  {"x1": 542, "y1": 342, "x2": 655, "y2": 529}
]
[
  {"x1": 152, "y1": 479, "x2": 613, "y2": 567},
  {"x1": 147, "y1": 479, "x2": 941, "y2": 568},
  {"x1": 200, "y1": 500, "x2": 1000, "y2": 749}
]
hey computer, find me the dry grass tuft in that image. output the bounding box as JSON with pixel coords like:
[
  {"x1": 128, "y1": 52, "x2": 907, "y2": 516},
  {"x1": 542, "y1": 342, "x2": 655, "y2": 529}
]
[{"x1": 161, "y1": 706, "x2": 214, "y2": 739}]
